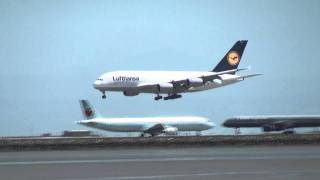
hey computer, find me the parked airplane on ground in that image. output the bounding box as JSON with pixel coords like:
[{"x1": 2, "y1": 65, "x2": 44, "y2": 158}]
[
  {"x1": 93, "y1": 40, "x2": 261, "y2": 100},
  {"x1": 223, "y1": 115, "x2": 320, "y2": 134},
  {"x1": 77, "y1": 100, "x2": 215, "y2": 136}
]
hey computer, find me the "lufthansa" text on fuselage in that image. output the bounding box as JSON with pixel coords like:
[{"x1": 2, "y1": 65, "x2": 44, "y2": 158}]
[{"x1": 113, "y1": 76, "x2": 140, "y2": 81}]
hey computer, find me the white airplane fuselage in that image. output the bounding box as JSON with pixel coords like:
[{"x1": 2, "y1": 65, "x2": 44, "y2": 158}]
[
  {"x1": 92, "y1": 41, "x2": 260, "y2": 100},
  {"x1": 93, "y1": 71, "x2": 242, "y2": 94},
  {"x1": 79, "y1": 116, "x2": 215, "y2": 132}
]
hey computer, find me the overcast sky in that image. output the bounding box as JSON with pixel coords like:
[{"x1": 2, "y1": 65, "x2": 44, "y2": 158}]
[{"x1": 1, "y1": 0, "x2": 320, "y2": 136}]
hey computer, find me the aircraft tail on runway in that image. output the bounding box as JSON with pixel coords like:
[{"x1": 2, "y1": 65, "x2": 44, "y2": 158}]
[
  {"x1": 212, "y1": 40, "x2": 248, "y2": 74},
  {"x1": 79, "y1": 100, "x2": 100, "y2": 120}
]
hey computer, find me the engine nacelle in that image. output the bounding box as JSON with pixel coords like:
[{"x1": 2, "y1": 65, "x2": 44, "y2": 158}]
[
  {"x1": 163, "y1": 126, "x2": 178, "y2": 135},
  {"x1": 187, "y1": 78, "x2": 203, "y2": 87},
  {"x1": 213, "y1": 79, "x2": 222, "y2": 85},
  {"x1": 218, "y1": 74, "x2": 240, "y2": 82},
  {"x1": 123, "y1": 91, "x2": 139, "y2": 96},
  {"x1": 157, "y1": 83, "x2": 173, "y2": 93}
]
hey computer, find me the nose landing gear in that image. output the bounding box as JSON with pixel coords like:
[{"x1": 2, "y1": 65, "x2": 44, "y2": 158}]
[{"x1": 101, "y1": 91, "x2": 106, "y2": 99}]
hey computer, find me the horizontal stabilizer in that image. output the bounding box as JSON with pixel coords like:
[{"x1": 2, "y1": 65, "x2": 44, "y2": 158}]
[
  {"x1": 237, "y1": 66, "x2": 251, "y2": 72},
  {"x1": 240, "y1": 74, "x2": 263, "y2": 79}
]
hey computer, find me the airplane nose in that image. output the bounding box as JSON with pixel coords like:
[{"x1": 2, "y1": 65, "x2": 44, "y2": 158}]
[
  {"x1": 222, "y1": 121, "x2": 228, "y2": 127},
  {"x1": 206, "y1": 122, "x2": 215, "y2": 129},
  {"x1": 93, "y1": 80, "x2": 101, "y2": 89}
]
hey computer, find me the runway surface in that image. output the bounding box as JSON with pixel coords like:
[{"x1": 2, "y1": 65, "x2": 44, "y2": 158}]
[{"x1": 1, "y1": 145, "x2": 320, "y2": 180}]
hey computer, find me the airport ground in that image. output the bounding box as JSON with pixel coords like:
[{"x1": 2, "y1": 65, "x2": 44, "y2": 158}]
[
  {"x1": 0, "y1": 145, "x2": 320, "y2": 180},
  {"x1": 2, "y1": 134, "x2": 320, "y2": 151}
]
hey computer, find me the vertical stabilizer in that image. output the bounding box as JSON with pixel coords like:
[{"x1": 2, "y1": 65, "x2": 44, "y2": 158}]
[
  {"x1": 79, "y1": 100, "x2": 99, "y2": 120},
  {"x1": 212, "y1": 40, "x2": 248, "y2": 73}
]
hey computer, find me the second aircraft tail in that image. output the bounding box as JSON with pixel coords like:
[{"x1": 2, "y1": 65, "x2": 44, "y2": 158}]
[{"x1": 79, "y1": 100, "x2": 100, "y2": 120}]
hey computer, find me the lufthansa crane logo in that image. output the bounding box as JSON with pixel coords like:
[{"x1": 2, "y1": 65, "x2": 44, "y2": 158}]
[{"x1": 227, "y1": 51, "x2": 240, "y2": 66}]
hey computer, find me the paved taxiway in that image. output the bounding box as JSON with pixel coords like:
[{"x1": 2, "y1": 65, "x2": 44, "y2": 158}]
[{"x1": 0, "y1": 146, "x2": 320, "y2": 180}]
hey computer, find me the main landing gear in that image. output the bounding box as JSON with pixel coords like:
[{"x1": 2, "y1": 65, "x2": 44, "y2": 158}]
[
  {"x1": 140, "y1": 133, "x2": 157, "y2": 137},
  {"x1": 235, "y1": 128, "x2": 241, "y2": 135},
  {"x1": 154, "y1": 94, "x2": 182, "y2": 100},
  {"x1": 163, "y1": 94, "x2": 182, "y2": 100},
  {"x1": 154, "y1": 94, "x2": 163, "y2": 101}
]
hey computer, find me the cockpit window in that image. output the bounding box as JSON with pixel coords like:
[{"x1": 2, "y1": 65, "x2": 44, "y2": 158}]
[{"x1": 97, "y1": 78, "x2": 103, "y2": 81}]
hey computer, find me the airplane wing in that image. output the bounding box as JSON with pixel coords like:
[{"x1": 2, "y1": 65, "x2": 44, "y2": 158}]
[
  {"x1": 137, "y1": 68, "x2": 246, "y2": 93},
  {"x1": 143, "y1": 123, "x2": 165, "y2": 136},
  {"x1": 143, "y1": 123, "x2": 178, "y2": 136},
  {"x1": 262, "y1": 120, "x2": 295, "y2": 132},
  {"x1": 273, "y1": 120, "x2": 295, "y2": 128}
]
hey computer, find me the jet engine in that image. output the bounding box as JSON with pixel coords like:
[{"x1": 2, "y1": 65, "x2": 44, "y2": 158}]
[
  {"x1": 163, "y1": 126, "x2": 178, "y2": 135},
  {"x1": 213, "y1": 79, "x2": 222, "y2": 85},
  {"x1": 186, "y1": 78, "x2": 204, "y2": 87},
  {"x1": 218, "y1": 74, "x2": 242, "y2": 83},
  {"x1": 157, "y1": 83, "x2": 173, "y2": 93},
  {"x1": 123, "y1": 91, "x2": 139, "y2": 96}
]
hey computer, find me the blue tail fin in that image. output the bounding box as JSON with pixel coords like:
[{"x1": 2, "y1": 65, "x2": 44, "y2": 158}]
[{"x1": 212, "y1": 40, "x2": 248, "y2": 73}]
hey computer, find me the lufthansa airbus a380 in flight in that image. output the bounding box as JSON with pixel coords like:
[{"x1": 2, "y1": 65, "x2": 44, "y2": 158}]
[
  {"x1": 93, "y1": 40, "x2": 261, "y2": 100},
  {"x1": 77, "y1": 100, "x2": 214, "y2": 136}
]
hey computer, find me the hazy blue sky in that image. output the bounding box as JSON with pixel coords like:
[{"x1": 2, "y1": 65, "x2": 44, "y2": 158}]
[{"x1": 1, "y1": 0, "x2": 320, "y2": 136}]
